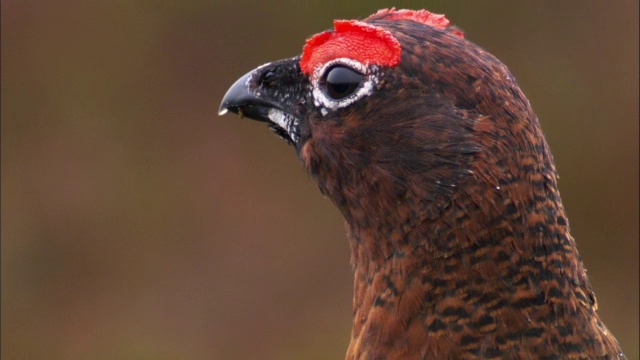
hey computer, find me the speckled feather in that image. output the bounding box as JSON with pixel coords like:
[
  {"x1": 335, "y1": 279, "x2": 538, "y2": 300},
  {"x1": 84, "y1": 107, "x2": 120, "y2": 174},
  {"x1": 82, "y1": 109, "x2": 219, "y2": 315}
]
[{"x1": 220, "y1": 9, "x2": 625, "y2": 360}]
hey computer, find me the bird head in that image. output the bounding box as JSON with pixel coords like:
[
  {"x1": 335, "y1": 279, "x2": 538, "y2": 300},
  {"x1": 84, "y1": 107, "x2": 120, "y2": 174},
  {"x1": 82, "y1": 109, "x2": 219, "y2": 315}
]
[
  {"x1": 219, "y1": 10, "x2": 626, "y2": 358},
  {"x1": 220, "y1": 8, "x2": 544, "y2": 232}
]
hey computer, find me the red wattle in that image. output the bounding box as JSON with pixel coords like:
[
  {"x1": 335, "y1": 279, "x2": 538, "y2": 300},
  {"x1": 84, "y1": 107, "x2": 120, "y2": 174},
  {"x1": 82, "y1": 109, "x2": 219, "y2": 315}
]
[{"x1": 300, "y1": 20, "x2": 402, "y2": 75}]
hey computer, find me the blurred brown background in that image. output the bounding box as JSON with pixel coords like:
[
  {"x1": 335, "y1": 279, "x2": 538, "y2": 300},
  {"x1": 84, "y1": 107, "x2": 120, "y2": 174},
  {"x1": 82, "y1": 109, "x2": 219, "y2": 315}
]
[{"x1": 2, "y1": 1, "x2": 637, "y2": 359}]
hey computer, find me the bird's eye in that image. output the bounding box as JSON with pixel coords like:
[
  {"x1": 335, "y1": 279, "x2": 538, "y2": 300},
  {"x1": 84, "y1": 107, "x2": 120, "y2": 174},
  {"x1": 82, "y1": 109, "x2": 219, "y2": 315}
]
[{"x1": 322, "y1": 65, "x2": 365, "y2": 100}]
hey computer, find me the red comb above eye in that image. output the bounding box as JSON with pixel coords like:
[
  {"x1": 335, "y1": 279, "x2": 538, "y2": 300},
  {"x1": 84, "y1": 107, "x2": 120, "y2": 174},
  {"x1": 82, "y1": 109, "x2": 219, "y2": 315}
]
[
  {"x1": 300, "y1": 9, "x2": 463, "y2": 75},
  {"x1": 300, "y1": 20, "x2": 402, "y2": 75}
]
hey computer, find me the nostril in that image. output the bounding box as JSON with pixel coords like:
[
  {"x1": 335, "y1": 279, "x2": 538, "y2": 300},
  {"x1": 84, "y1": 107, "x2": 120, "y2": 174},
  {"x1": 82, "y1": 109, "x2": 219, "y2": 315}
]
[{"x1": 259, "y1": 69, "x2": 278, "y2": 88}]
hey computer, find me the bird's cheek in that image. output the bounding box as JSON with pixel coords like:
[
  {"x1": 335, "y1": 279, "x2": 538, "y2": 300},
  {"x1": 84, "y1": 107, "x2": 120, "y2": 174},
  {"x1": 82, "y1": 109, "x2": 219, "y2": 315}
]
[
  {"x1": 299, "y1": 135, "x2": 337, "y2": 183},
  {"x1": 309, "y1": 118, "x2": 349, "y2": 144},
  {"x1": 299, "y1": 118, "x2": 353, "y2": 174}
]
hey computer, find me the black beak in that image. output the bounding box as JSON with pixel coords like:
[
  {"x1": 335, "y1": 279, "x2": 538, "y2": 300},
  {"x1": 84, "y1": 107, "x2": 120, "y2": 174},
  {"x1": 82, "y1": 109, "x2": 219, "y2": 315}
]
[
  {"x1": 219, "y1": 71, "x2": 280, "y2": 123},
  {"x1": 218, "y1": 58, "x2": 306, "y2": 146}
]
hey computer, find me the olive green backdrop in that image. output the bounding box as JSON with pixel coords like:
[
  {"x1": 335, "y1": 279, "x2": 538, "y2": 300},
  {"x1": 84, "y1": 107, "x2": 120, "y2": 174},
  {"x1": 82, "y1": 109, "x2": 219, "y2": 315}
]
[{"x1": 2, "y1": 1, "x2": 638, "y2": 359}]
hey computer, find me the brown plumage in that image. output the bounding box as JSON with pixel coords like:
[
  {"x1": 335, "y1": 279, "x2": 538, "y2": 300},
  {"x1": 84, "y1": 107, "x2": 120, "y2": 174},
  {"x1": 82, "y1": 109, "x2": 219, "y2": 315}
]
[{"x1": 219, "y1": 8, "x2": 625, "y2": 359}]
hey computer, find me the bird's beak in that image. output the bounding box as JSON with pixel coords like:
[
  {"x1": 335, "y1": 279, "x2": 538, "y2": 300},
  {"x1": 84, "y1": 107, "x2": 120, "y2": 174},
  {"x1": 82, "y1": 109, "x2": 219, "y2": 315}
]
[
  {"x1": 218, "y1": 70, "x2": 279, "y2": 123},
  {"x1": 218, "y1": 59, "x2": 304, "y2": 145}
]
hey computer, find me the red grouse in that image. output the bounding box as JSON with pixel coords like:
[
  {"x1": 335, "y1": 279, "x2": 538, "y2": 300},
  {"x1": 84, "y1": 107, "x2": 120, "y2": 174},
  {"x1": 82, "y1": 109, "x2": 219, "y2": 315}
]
[{"x1": 219, "y1": 8, "x2": 625, "y2": 359}]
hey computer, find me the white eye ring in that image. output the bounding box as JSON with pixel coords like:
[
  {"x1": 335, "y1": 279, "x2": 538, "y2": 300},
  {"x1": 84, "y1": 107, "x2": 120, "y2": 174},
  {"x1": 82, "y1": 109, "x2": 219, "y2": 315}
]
[{"x1": 311, "y1": 58, "x2": 378, "y2": 114}]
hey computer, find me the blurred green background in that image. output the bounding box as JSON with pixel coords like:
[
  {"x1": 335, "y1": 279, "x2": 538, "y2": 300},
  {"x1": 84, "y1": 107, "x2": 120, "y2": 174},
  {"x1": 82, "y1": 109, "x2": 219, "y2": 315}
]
[{"x1": 2, "y1": 1, "x2": 637, "y2": 359}]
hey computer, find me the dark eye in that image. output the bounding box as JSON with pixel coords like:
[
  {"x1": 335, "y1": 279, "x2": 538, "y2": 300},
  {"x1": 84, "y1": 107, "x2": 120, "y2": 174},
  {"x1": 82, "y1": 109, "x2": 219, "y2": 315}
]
[{"x1": 323, "y1": 65, "x2": 364, "y2": 100}]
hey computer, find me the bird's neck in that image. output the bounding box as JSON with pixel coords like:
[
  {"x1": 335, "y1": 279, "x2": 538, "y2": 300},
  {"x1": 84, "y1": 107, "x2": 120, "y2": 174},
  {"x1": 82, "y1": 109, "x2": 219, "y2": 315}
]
[{"x1": 343, "y1": 174, "x2": 618, "y2": 358}]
